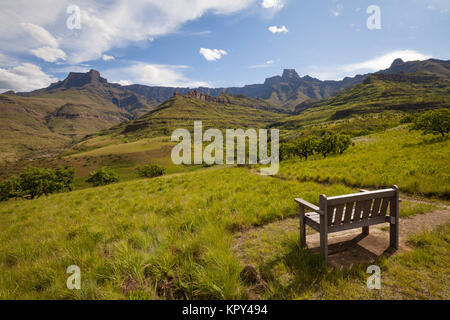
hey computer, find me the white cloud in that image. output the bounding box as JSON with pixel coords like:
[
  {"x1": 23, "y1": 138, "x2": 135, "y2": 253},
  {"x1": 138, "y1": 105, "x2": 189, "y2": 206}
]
[
  {"x1": 0, "y1": 63, "x2": 57, "y2": 92},
  {"x1": 268, "y1": 25, "x2": 288, "y2": 33},
  {"x1": 308, "y1": 50, "x2": 432, "y2": 80},
  {"x1": 199, "y1": 48, "x2": 228, "y2": 61},
  {"x1": 104, "y1": 62, "x2": 211, "y2": 88},
  {"x1": 341, "y1": 50, "x2": 432, "y2": 73},
  {"x1": 249, "y1": 59, "x2": 278, "y2": 69},
  {"x1": 0, "y1": 1, "x2": 256, "y2": 64},
  {"x1": 261, "y1": 0, "x2": 284, "y2": 10},
  {"x1": 115, "y1": 80, "x2": 132, "y2": 86},
  {"x1": 102, "y1": 54, "x2": 115, "y2": 61},
  {"x1": 19, "y1": 22, "x2": 67, "y2": 62},
  {"x1": 20, "y1": 22, "x2": 59, "y2": 48},
  {"x1": 30, "y1": 46, "x2": 67, "y2": 62}
]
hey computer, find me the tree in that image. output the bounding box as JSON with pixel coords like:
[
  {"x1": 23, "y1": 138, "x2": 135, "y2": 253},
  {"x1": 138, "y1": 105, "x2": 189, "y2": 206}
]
[
  {"x1": 137, "y1": 163, "x2": 165, "y2": 178},
  {"x1": 86, "y1": 167, "x2": 119, "y2": 186},
  {"x1": 316, "y1": 133, "x2": 353, "y2": 158},
  {"x1": 335, "y1": 134, "x2": 354, "y2": 154},
  {"x1": 296, "y1": 136, "x2": 320, "y2": 160},
  {"x1": 410, "y1": 109, "x2": 450, "y2": 137},
  {"x1": 0, "y1": 166, "x2": 76, "y2": 201}
]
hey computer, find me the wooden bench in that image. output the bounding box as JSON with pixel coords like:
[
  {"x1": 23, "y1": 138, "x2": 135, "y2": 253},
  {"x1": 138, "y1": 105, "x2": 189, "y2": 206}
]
[{"x1": 295, "y1": 186, "x2": 400, "y2": 263}]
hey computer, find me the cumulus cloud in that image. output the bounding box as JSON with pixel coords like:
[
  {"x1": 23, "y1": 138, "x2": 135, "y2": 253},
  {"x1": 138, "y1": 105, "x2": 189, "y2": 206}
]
[
  {"x1": 20, "y1": 22, "x2": 59, "y2": 48},
  {"x1": 261, "y1": 0, "x2": 284, "y2": 10},
  {"x1": 0, "y1": 63, "x2": 57, "y2": 92},
  {"x1": 102, "y1": 54, "x2": 115, "y2": 61},
  {"x1": 103, "y1": 62, "x2": 210, "y2": 88},
  {"x1": 268, "y1": 25, "x2": 288, "y2": 33},
  {"x1": 0, "y1": 1, "x2": 256, "y2": 64},
  {"x1": 30, "y1": 46, "x2": 67, "y2": 62},
  {"x1": 20, "y1": 22, "x2": 67, "y2": 62},
  {"x1": 308, "y1": 50, "x2": 432, "y2": 80},
  {"x1": 199, "y1": 48, "x2": 228, "y2": 61}
]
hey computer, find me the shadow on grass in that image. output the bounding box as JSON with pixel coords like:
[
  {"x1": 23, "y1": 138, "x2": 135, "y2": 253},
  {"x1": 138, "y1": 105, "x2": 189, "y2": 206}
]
[{"x1": 258, "y1": 234, "x2": 394, "y2": 299}]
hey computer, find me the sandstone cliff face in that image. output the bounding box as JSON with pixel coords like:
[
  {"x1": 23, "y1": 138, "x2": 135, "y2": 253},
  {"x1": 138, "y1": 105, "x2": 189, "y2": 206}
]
[{"x1": 174, "y1": 90, "x2": 229, "y2": 104}]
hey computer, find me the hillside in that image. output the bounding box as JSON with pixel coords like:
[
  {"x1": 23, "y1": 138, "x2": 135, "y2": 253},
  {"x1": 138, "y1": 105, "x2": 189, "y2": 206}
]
[
  {"x1": 0, "y1": 124, "x2": 448, "y2": 299},
  {"x1": 86, "y1": 91, "x2": 286, "y2": 141},
  {"x1": 0, "y1": 70, "x2": 155, "y2": 161},
  {"x1": 274, "y1": 72, "x2": 450, "y2": 136}
]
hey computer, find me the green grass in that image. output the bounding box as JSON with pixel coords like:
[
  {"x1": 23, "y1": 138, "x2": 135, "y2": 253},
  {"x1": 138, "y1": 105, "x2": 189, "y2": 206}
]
[
  {"x1": 278, "y1": 126, "x2": 450, "y2": 198},
  {"x1": 0, "y1": 167, "x2": 440, "y2": 299},
  {"x1": 238, "y1": 223, "x2": 449, "y2": 299}
]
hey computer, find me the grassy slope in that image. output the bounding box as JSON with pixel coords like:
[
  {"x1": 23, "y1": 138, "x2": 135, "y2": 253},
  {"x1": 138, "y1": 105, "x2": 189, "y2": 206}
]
[
  {"x1": 0, "y1": 87, "x2": 138, "y2": 161},
  {"x1": 274, "y1": 77, "x2": 450, "y2": 137},
  {"x1": 97, "y1": 94, "x2": 286, "y2": 140},
  {"x1": 0, "y1": 167, "x2": 439, "y2": 299},
  {"x1": 278, "y1": 126, "x2": 450, "y2": 198}
]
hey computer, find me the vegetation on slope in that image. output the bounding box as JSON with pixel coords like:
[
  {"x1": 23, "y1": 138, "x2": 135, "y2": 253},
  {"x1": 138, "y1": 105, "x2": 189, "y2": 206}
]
[
  {"x1": 274, "y1": 75, "x2": 450, "y2": 138},
  {"x1": 278, "y1": 126, "x2": 450, "y2": 198},
  {"x1": 0, "y1": 168, "x2": 438, "y2": 299}
]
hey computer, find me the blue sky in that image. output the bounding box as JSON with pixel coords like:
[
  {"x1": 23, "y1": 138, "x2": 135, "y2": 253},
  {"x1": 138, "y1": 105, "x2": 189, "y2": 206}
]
[{"x1": 0, "y1": 0, "x2": 449, "y2": 92}]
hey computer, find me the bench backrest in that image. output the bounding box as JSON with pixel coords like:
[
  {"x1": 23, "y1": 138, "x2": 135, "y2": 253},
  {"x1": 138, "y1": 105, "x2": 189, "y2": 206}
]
[{"x1": 322, "y1": 187, "x2": 398, "y2": 227}]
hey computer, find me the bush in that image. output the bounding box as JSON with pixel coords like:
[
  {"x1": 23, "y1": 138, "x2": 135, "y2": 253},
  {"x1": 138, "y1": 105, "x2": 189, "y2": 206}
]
[
  {"x1": 0, "y1": 166, "x2": 75, "y2": 201},
  {"x1": 86, "y1": 167, "x2": 119, "y2": 186},
  {"x1": 410, "y1": 109, "x2": 450, "y2": 137},
  {"x1": 137, "y1": 163, "x2": 165, "y2": 178}
]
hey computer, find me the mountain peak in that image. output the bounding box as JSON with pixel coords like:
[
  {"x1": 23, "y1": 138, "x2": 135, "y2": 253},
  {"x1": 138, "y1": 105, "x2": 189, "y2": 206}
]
[
  {"x1": 60, "y1": 69, "x2": 107, "y2": 88},
  {"x1": 281, "y1": 69, "x2": 301, "y2": 81},
  {"x1": 390, "y1": 58, "x2": 405, "y2": 68}
]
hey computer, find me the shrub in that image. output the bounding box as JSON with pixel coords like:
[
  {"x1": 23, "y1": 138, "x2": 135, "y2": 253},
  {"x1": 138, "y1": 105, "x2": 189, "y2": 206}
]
[
  {"x1": 137, "y1": 163, "x2": 165, "y2": 178},
  {"x1": 86, "y1": 167, "x2": 119, "y2": 186},
  {"x1": 0, "y1": 166, "x2": 75, "y2": 201},
  {"x1": 410, "y1": 109, "x2": 450, "y2": 137}
]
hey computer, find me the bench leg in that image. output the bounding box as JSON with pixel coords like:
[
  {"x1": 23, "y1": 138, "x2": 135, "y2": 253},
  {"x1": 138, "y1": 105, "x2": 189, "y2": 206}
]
[
  {"x1": 390, "y1": 221, "x2": 399, "y2": 250},
  {"x1": 362, "y1": 226, "x2": 369, "y2": 235},
  {"x1": 299, "y1": 206, "x2": 306, "y2": 247},
  {"x1": 320, "y1": 230, "x2": 328, "y2": 264},
  {"x1": 319, "y1": 212, "x2": 328, "y2": 264}
]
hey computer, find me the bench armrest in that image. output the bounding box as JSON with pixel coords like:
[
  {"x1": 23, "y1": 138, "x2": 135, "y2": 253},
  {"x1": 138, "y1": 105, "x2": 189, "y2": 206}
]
[{"x1": 295, "y1": 198, "x2": 324, "y2": 215}]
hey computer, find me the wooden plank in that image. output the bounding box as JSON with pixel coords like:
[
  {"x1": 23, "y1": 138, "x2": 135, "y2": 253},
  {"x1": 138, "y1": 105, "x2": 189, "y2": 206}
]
[
  {"x1": 361, "y1": 199, "x2": 373, "y2": 220},
  {"x1": 333, "y1": 204, "x2": 345, "y2": 226},
  {"x1": 353, "y1": 201, "x2": 363, "y2": 221},
  {"x1": 328, "y1": 216, "x2": 387, "y2": 233},
  {"x1": 327, "y1": 206, "x2": 335, "y2": 226},
  {"x1": 326, "y1": 189, "x2": 396, "y2": 206},
  {"x1": 343, "y1": 202, "x2": 354, "y2": 224},
  {"x1": 305, "y1": 213, "x2": 320, "y2": 231},
  {"x1": 371, "y1": 198, "x2": 382, "y2": 217},
  {"x1": 379, "y1": 197, "x2": 390, "y2": 217}
]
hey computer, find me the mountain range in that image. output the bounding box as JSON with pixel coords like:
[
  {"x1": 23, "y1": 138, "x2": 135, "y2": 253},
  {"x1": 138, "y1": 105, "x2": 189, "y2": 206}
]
[{"x1": 0, "y1": 57, "x2": 449, "y2": 161}]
